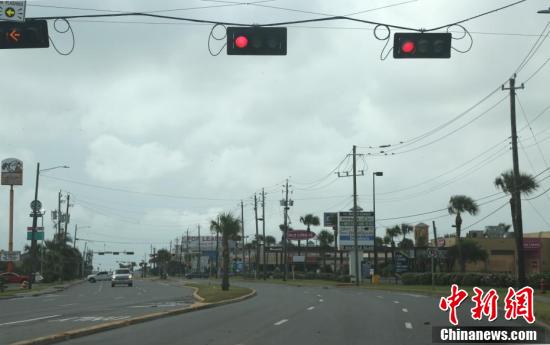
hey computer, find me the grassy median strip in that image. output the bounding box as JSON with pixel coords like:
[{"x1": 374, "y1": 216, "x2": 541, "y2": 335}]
[
  {"x1": 185, "y1": 282, "x2": 253, "y2": 303},
  {"x1": 233, "y1": 277, "x2": 343, "y2": 287},
  {"x1": 0, "y1": 282, "x2": 63, "y2": 297}
]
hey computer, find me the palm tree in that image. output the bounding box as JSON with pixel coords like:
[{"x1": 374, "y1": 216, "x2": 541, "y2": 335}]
[
  {"x1": 495, "y1": 170, "x2": 539, "y2": 286},
  {"x1": 448, "y1": 195, "x2": 479, "y2": 272},
  {"x1": 318, "y1": 230, "x2": 335, "y2": 272},
  {"x1": 400, "y1": 224, "x2": 413, "y2": 243},
  {"x1": 210, "y1": 217, "x2": 221, "y2": 278},
  {"x1": 300, "y1": 214, "x2": 320, "y2": 272},
  {"x1": 386, "y1": 225, "x2": 401, "y2": 273},
  {"x1": 211, "y1": 212, "x2": 241, "y2": 290},
  {"x1": 383, "y1": 235, "x2": 391, "y2": 262},
  {"x1": 264, "y1": 235, "x2": 276, "y2": 247}
]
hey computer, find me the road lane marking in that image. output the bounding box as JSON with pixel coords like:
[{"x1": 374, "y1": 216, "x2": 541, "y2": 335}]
[
  {"x1": 405, "y1": 322, "x2": 413, "y2": 329},
  {"x1": 307, "y1": 306, "x2": 315, "y2": 311},
  {"x1": 114, "y1": 296, "x2": 124, "y2": 300},
  {"x1": 60, "y1": 303, "x2": 76, "y2": 307},
  {"x1": 393, "y1": 301, "x2": 400, "y2": 304},
  {"x1": 402, "y1": 308, "x2": 408, "y2": 313},
  {"x1": 377, "y1": 296, "x2": 383, "y2": 299},
  {"x1": 0, "y1": 315, "x2": 61, "y2": 326},
  {"x1": 317, "y1": 294, "x2": 321, "y2": 297},
  {"x1": 274, "y1": 319, "x2": 288, "y2": 326},
  {"x1": 319, "y1": 299, "x2": 324, "y2": 302},
  {"x1": 78, "y1": 294, "x2": 84, "y2": 297}
]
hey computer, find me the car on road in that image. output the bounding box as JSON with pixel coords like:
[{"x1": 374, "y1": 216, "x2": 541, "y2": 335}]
[
  {"x1": 184, "y1": 272, "x2": 210, "y2": 279},
  {"x1": 87, "y1": 271, "x2": 111, "y2": 283},
  {"x1": 111, "y1": 269, "x2": 133, "y2": 287},
  {"x1": 0, "y1": 272, "x2": 31, "y2": 284}
]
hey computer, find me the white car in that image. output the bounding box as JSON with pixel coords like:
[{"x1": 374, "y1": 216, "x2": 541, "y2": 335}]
[
  {"x1": 87, "y1": 271, "x2": 111, "y2": 283},
  {"x1": 111, "y1": 269, "x2": 133, "y2": 287}
]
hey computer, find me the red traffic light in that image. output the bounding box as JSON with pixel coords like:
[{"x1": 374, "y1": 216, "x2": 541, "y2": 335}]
[
  {"x1": 235, "y1": 35, "x2": 248, "y2": 49},
  {"x1": 401, "y1": 40, "x2": 415, "y2": 54}
]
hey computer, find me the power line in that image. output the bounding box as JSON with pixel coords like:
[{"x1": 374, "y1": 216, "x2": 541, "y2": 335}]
[
  {"x1": 462, "y1": 202, "x2": 509, "y2": 231},
  {"x1": 29, "y1": 0, "x2": 527, "y2": 33},
  {"x1": 515, "y1": 21, "x2": 550, "y2": 74}
]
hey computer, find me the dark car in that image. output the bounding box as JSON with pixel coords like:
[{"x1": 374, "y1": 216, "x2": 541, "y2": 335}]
[
  {"x1": 0, "y1": 272, "x2": 30, "y2": 284},
  {"x1": 184, "y1": 272, "x2": 209, "y2": 279}
]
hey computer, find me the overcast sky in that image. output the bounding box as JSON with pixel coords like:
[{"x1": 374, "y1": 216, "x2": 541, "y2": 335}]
[{"x1": 1, "y1": 0, "x2": 549, "y2": 271}]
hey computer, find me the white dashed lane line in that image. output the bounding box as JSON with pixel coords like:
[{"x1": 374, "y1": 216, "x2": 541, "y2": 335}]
[
  {"x1": 0, "y1": 315, "x2": 61, "y2": 327},
  {"x1": 319, "y1": 299, "x2": 324, "y2": 302},
  {"x1": 274, "y1": 319, "x2": 288, "y2": 326},
  {"x1": 307, "y1": 306, "x2": 315, "y2": 311},
  {"x1": 376, "y1": 296, "x2": 384, "y2": 299},
  {"x1": 59, "y1": 303, "x2": 76, "y2": 307},
  {"x1": 393, "y1": 301, "x2": 400, "y2": 304},
  {"x1": 405, "y1": 322, "x2": 413, "y2": 329},
  {"x1": 402, "y1": 308, "x2": 408, "y2": 313}
]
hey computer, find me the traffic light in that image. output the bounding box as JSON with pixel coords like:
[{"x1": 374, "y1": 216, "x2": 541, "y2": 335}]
[
  {"x1": 226, "y1": 27, "x2": 287, "y2": 55},
  {"x1": 0, "y1": 20, "x2": 49, "y2": 49},
  {"x1": 393, "y1": 32, "x2": 451, "y2": 59}
]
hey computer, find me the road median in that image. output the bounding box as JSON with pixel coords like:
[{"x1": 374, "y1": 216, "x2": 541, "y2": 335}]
[{"x1": 11, "y1": 282, "x2": 256, "y2": 345}]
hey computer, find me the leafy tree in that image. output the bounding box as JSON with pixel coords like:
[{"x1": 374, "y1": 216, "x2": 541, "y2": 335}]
[
  {"x1": 264, "y1": 235, "x2": 276, "y2": 247},
  {"x1": 495, "y1": 170, "x2": 539, "y2": 286},
  {"x1": 448, "y1": 195, "x2": 479, "y2": 272},
  {"x1": 399, "y1": 238, "x2": 414, "y2": 249},
  {"x1": 447, "y1": 239, "x2": 488, "y2": 271},
  {"x1": 300, "y1": 214, "x2": 320, "y2": 271},
  {"x1": 155, "y1": 249, "x2": 172, "y2": 276},
  {"x1": 27, "y1": 233, "x2": 83, "y2": 282}
]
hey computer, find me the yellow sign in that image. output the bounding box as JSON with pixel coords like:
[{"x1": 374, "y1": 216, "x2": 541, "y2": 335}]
[{"x1": 5, "y1": 7, "x2": 15, "y2": 17}]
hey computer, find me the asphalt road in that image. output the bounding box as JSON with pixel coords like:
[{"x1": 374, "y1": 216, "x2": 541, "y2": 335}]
[
  {"x1": 61, "y1": 280, "x2": 542, "y2": 345},
  {"x1": 0, "y1": 278, "x2": 194, "y2": 344}
]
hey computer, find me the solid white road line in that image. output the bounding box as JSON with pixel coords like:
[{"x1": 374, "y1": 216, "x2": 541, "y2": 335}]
[
  {"x1": 402, "y1": 308, "x2": 408, "y2": 313},
  {"x1": 307, "y1": 306, "x2": 315, "y2": 311},
  {"x1": 405, "y1": 322, "x2": 413, "y2": 329},
  {"x1": 0, "y1": 315, "x2": 61, "y2": 327},
  {"x1": 274, "y1": 319, "x2": 288, "y2": 326}
]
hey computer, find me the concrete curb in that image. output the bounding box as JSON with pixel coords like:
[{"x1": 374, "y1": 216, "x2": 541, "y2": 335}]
[{"x1": 11, "y1": 286, "x2": 257, "y2": 345}]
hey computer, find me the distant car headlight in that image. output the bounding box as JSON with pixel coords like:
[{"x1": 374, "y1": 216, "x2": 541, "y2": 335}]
[{"x1": 129, "y1": 274, "x2": 132, "y2": 279}]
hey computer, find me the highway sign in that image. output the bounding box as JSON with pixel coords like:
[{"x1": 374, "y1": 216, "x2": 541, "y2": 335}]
[
  {"x1": 30, "y1": 199, "x2": 42, "y2": 211},
  {"x1": 0, "y1": 1, "x2": 26, "y2": 22},
  {"x1": 338, "y1": 211, "x2": 374, "y2": 250},
  {"x1": 1, "y1": 158, "x2": 23, "y2": 185},
  {"x1": 27, "y1": 226, "x2": 44, "y2": 240},
  {"x1": 323, "y1": 212, "x2": 337, "y2": 227},
  {"x1": 0, "y1": 250, "x2": 21, "y2": 261}
]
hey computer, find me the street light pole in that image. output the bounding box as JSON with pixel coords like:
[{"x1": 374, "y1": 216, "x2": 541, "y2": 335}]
[{"x1": 372, "y1": 172, "x2": 383, "y2": 275}]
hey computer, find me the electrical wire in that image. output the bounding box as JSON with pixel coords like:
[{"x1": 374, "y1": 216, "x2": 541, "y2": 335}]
[
  {"x1": 462, "y1": 202, "x2": 509, "y2": 231},
  {"x1": 41, "y1": 174, "x2": 239, "y2": 201},
  {"x1": 515, "y1": 21, "x2": 550, "y2": 74},
  {"x1": 29, "y1": 0, "x2": 526, "y2": 33}
]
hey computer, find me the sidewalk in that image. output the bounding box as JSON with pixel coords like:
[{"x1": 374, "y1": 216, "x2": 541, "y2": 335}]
[{"x1": 0, "y1": 279, "x2": 84, "y2": 300}]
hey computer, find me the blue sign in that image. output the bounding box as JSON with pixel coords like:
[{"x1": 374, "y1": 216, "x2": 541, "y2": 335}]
[{"x1": 395, "y1": 251, "x2": 409, "y2": 273}]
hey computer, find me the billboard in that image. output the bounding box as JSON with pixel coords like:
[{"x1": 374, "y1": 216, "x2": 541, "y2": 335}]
[
  {"x1": 323, "y1": 212, "x2": 337, "y2": 227},
  {"x1": 1, "y1": 158, "x2": 23, "y2": 185},
  {"x1": 338, "y1": 211, "x2": 374, "y2": 250},
  {"x1": 414, "y1": 224, "x2": 429, "y2": 247},
  {"x1": 287, "y1": 230, "x2": 315, "y2": 240},
  {"x1": 179, "y1": 236, "x2": 237, "y2": 251}
]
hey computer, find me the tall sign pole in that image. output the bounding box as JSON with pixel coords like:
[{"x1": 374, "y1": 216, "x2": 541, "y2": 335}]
[
  {"x1": 262, "y1": 189, "x2": 266, "y2": 280},
  {"x1": 254, "y1": 193, "x2": 259, "y2": 279},
  {"x1": 241, "y1": 200, "x2": 245, "y2": 274},
  {"x1": 2, "y1": 158, "x2": 23, "y2": 273},
  {"x1": 282, "y1": 179, "x2": 290, "y2": 281},
  {"x1": 31, "y1": 163, "x2": 40, "y2": 281}
]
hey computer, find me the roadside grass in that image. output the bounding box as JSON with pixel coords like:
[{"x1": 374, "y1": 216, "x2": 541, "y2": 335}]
[
  {"x1": 233, "y1": 277, "x2": 342, "y2": 287},
  {"x1": 185, "y1": 282, "x2": 253, "y2": 303},
  {"x1": 0, "y1": 282, "x2": 63, "y2": 297}
]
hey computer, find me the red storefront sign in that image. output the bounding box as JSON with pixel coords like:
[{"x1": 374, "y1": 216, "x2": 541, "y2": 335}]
[{"x1": 523, "y1": 238, "x2": 541, "y2": 251}]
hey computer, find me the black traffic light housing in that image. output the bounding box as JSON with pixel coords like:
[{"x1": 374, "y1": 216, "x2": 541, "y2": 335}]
[
  {"x1": 393, "y1": 32, "x2": 452, "y2": 59},
  {"x1": 227, "y1": 26, "x2": 287, "y2": 55},
  {"x1": 0, "y1": 20, "x2": 49, "y2": 49}
]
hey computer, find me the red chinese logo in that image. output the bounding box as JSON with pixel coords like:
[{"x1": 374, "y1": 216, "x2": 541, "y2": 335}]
[
  {"x1": 470, "y1": 287, "x2": 499, "y2": 322},
  {"x1": 439, "y1": 284, "x2": 469, "y2": 325},
  {"x1": 504, "y1": 287, "x2": 535, "y2": 324}
]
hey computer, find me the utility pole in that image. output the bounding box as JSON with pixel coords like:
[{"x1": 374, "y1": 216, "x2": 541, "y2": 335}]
[
  {"x1": 337, "y1": 146, "x2": 365, "y2": 286},
  {"x1": 282, "y1": 179, "x2": 291, "y2": 281},
  {"x1": 352, "y1": 145, "x2": 360, "y2": 286},
  {"x1": 197, "y1": 224, "x2": 201, "y2": 274},
  {"x1": 502, "y1": 75, "x2": 526, "y2": 287},
  {"x1": 432, "y1": 220, "x2": 438, "y2": 247},
  {"x1": 262, "y1": 188, "x2": 267, "y2": 280},
  {"x1": 57, "y1": 190, "x2": 62, "y2": 236},
  {"x1": 30, "y1": 162, "x2": 40, "y2": 281},
  {"x1": 180, "y1": 235, "x2": 184, "y2": 276},
  {"x1": 254, "y1": 193, "x2": 259, "y2": 279},
  {"x1": 64, "y1": 194, "x2": 70, "y2": 241},
  {"x1": 73, "y1": 224, "x2": 78, "y2": 248},
  {"x1": 241, "y1": 200, "x2": 245, "y2": 274}
]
